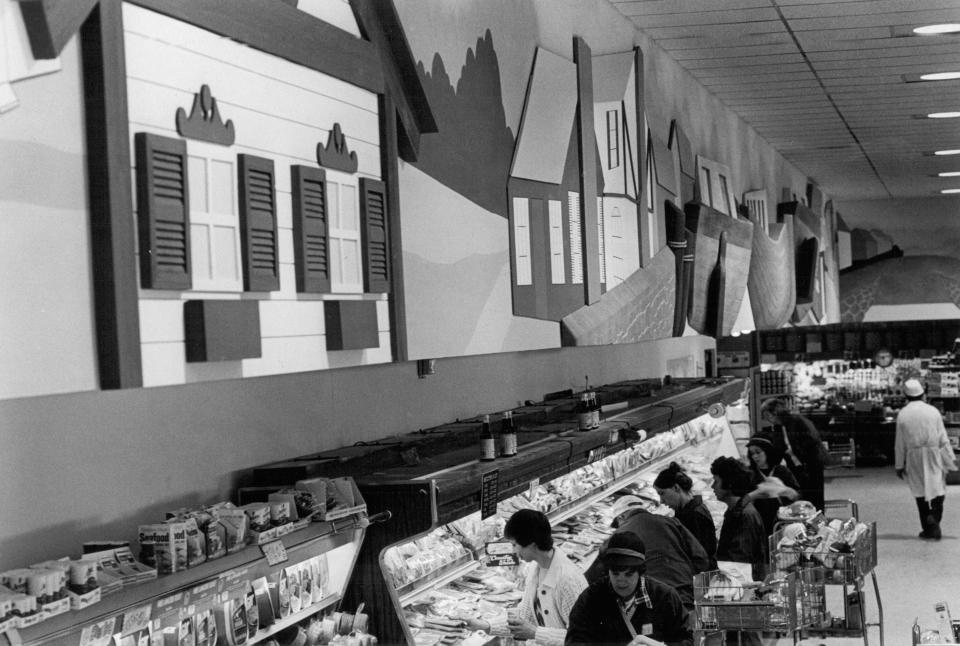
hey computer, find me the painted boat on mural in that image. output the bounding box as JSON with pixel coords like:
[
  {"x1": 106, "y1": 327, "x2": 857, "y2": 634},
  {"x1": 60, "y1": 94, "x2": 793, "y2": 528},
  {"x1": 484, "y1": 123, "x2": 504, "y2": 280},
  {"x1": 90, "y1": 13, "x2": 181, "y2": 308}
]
[
  {"x1": 684, "y1": 203, "x2": 754, "y2": 337},
  {"x1": 779, "y1": 201, "x2": 822, "y2": 323},
  {"x1": 747, "y1": 215, "x2": 796, "y2": 329}
]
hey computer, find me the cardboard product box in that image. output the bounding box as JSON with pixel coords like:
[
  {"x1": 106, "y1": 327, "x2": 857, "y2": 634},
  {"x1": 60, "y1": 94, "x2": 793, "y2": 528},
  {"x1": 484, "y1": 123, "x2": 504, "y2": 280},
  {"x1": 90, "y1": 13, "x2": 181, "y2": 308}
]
[
  {"x1": 294, "y1": 479, "x2": 328, "y2": 518},
  {"x1": 14, "y1": 595, "x2": 43, "y2": 628},
  {"x1": 138, "y1": 524, "x2": 181, "y2": 575},
  {"x1": 320, "y1": 478, "x2": 367, "y2": 521},
  {"x1": 113, "y1": 548, "x2": 157, "y2": 583},
  {"x1": 211, "y1": 508, "x2": 249, "y2": 553}
]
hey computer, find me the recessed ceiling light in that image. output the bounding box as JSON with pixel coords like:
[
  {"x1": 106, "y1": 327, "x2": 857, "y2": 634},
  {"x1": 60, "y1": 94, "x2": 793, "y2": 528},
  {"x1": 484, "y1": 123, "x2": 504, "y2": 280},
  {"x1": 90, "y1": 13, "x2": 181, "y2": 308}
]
[
  {"x1": 939, "y1": 171, "x2": 960, "y2": 177},
  {"x1": 921, "y1": 72, "x2": 960, "y2": 81},
  {"x1": 934, "y1": 150, "x2": 960, "y2": 156},
  {"x1": 914, "y1": 24, "x2": 960, "y2": 35},
  {"x1": 941, "y1": 189, "x2": 960, "y2": 194},
  {"x1": 929, "y1": 112, "x2": 960, "y2": 118}
]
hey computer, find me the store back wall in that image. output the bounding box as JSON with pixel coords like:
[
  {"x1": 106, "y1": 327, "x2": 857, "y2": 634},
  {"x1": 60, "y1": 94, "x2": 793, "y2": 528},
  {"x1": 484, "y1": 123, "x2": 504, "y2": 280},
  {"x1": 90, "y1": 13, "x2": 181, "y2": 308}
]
[{"x1": 0, "y1": 335, "x2": 712, "y2": 571}]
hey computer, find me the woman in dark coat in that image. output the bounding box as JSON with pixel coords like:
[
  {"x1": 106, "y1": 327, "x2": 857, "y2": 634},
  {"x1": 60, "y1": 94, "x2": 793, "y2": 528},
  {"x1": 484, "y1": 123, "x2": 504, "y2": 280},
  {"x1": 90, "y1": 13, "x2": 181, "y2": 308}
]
[
  {"x1": 710, "y1": 456, "x2": 767, "y2": 581},
  {"x1": 654, "y1": 461, "x2": 717, "y2": 562},
  {"x1": 745, "y1": 433, "x2": 800, "y2": 536},
  {"x1": 761, "y1": 398, "x2": 827, "y2": 510},
  {"x1": 565, "y1": 531, "x2": 692, "y2": 646}
]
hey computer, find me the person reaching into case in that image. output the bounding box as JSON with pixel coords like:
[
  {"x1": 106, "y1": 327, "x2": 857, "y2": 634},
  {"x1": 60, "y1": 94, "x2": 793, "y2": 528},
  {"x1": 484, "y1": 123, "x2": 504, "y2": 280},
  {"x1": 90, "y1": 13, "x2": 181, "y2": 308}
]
[{"x1": 468, "y1": 509, "x2": 587, "y2": 645}]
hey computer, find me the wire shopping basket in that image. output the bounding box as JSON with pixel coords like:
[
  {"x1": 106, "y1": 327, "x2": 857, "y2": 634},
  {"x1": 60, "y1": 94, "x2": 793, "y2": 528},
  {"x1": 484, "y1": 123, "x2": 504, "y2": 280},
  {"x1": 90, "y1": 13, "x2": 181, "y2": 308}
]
[
  {"x1": 769, "y1": 520, "x2": 877, "y2": 584},
  {"x1": 694, "y1": 569, "x2": 826, "y2": 632}
]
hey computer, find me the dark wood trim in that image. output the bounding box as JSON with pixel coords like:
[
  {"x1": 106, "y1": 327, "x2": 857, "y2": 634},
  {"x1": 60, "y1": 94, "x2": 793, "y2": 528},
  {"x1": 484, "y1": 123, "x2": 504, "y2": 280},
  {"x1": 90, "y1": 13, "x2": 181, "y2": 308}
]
[
  {"x1": 80, "y1": 1, "x2": 143, "y2": 389},
  {"x1": 351, "y1": 0, "x2": 437, "y2": 163},
  {"x1": 634, "y1": 47, "x2": 646, "y2": 262},
  {"x1": 17, "y1": 0, "x2": 99, "y2": 59},
  {"x1": 379, "y1": 93, "x2": 407, "y2": 361},
  {"x1": 129, "y1": 0, "x2": 384, "y2": 93},
  {"x1": 573, "y1": 36, "x2": 600, "y2": 306}
]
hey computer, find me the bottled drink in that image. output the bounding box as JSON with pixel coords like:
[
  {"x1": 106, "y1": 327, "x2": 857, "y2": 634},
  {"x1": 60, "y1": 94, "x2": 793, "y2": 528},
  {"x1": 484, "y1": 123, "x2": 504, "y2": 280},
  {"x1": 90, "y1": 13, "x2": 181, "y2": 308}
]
[
  {"x1": 479, "y1": 414, "x2": 496, "y2": 461},
  {"x1": 577, "y1": 393, "x2": 592, "y2": 431},
  {"x1": 500, "y1": 411, "x2": 517, "y2": 457}
]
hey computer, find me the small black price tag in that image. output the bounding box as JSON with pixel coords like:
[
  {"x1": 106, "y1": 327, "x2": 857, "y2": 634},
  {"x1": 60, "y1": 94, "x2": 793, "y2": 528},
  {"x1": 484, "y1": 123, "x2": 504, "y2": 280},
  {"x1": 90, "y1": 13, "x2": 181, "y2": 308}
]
[
  {"x1": 482, "y1": 553, "x2": 519, "y2": 567},
  {"x1": 479, "y1": 469, "x2": 500, "y2": 520}
]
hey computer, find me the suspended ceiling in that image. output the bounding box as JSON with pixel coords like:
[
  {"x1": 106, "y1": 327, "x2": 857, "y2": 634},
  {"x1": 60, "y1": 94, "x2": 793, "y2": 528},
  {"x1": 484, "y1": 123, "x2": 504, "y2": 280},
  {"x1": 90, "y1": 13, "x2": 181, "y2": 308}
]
[{"x1": 609, "y1": 0, "x2": 960, "y2": 202}]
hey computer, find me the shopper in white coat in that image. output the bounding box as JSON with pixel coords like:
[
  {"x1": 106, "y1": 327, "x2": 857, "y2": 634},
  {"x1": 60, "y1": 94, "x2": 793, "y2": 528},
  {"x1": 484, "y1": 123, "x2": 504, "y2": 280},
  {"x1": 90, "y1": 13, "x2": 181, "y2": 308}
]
[
  {"x1": 469, "y1": 509, "x2": 587, "y2": 645},
  {"x1": 895, "y1": 378, "x2": 957, "y2": 540}
]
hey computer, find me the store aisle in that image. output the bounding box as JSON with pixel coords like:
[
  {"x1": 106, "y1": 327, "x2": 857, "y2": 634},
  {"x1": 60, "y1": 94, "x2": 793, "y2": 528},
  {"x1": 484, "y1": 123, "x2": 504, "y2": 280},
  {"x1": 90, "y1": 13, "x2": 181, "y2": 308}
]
[{"x1": 813, "y1": 466, "x2": 960, "y2": 645}]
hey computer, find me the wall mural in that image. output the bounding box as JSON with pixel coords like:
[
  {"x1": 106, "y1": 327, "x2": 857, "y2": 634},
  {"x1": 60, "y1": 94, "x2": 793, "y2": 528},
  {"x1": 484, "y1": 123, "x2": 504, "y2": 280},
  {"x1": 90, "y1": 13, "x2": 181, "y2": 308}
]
[
  {"x1": 837, "y1": 200, "x2": 960, "y2": 322},
  {"x1": 414, "y1": 30, "x2": 514, "y2": 218}
]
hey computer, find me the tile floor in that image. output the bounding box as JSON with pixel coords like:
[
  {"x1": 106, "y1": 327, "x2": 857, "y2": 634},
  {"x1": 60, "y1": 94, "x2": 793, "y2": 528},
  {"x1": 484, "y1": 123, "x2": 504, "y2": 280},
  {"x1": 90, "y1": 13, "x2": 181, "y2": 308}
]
[{"x1": 789, "y1": 465, "x2": 960, "y2": 646}]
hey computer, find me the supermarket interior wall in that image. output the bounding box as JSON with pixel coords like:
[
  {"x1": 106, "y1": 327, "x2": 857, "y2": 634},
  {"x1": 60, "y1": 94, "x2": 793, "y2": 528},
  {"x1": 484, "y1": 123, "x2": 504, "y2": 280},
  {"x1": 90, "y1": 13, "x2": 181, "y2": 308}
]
[
  {"x1": 0, "y1": 40, "x2": 98, "y2": 400},
  {"x1": 0, "y1": 0, "x2": 841, "y2": 571},
  {"x1": 0, "y1": 334, "x2": 714, "y2": 571},
  {"x1": 836, "y1": 196, "x2": 960, "y2": 322},
  {"x1": 394, "y1": 0, "x2": 837, "y2": 359}
]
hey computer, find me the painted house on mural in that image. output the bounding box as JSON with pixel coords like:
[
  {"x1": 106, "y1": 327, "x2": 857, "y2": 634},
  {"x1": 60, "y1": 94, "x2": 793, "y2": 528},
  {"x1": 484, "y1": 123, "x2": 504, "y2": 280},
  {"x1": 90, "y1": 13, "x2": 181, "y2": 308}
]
[
  {"x1": 592, "y1": 50, "x2": 643, "y2": 292},
  {"x1": 507, "y1": 44, "x2": 602, "y2": 322},
  {"x1": 11, "y1": 0, "x2": 435, "y2": 393}
]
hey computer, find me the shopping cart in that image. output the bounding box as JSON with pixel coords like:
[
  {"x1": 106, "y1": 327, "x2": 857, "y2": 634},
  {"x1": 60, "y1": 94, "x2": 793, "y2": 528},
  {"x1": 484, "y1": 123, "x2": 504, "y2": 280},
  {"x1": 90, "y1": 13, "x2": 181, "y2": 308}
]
[
  {"x1": 768, "y1": 502, "x2": 883, "y2": 646},
  {"x1": 694, "y1": 569, "x2": 826, "y2": 645}
]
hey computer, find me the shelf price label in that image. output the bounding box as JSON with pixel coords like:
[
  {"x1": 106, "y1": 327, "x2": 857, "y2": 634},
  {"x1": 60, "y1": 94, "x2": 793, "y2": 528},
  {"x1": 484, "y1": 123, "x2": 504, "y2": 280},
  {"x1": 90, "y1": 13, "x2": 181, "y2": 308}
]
[
  {"x1": 260, "y1": 539, "x2": 289, "y2": 566},
  {"x1": 479, "y1": 469, "x2": 500, "y2": 520},
  {"x1": 588, "y1": 446, "x2": 606, "y2": 464},
  {"x1": 484, "y1": 540, "x2": 519, "y2": 567},
  {"x1": 79, "y1": 617, "x2": 116, "y2": 646}
]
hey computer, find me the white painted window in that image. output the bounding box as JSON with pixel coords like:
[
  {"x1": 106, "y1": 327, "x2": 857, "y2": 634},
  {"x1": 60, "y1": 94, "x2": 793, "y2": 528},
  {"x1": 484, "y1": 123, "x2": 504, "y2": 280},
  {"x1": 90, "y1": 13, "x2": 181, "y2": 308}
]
[
  {"x1": 188, "y1": 142, "x2": 242, "y2": 292},
  {"x1": 513, "y1": 197, "x2": 532, "y2": 285},
  {"x1": 645, "y1": 150, "x2": 658, "y2": 262},
  {"x1": 327, "y1": 175, "x2": 363, "y2": 293},
  {"x1": 568, "y1": 192, "x2": 583, "y2": 284},
  {"x1": 549, "y1": 200, "x2": 565, "y2": 284},
  {"x1": 744, "y1": 189, "x2": 769, "y2": 233},
  {"x1": 610, "y1": 204, "x2": 624, "y2": 280},
  {"x1": 597, "y1": 197, "x2": 606, "y2": 284},
  {"x1": 606, "y1": 109, "x2": 620, "y2": 169}
]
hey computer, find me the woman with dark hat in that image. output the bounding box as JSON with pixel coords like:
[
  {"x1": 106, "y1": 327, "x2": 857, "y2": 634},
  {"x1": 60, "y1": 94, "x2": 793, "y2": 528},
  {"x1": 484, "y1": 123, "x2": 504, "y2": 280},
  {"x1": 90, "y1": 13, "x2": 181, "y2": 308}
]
[
  {"x1": 654, "y1": 461, "x2": 717, "y2": 561},
  {"x1": 760, "y1": 397, "x2": 827, "y2": 510},
  {"x1": 566, "y1": 531, "x2": 693, "y2": 646},
  {"x1": 745, "y1": 433, "x2": 800, "y2": 536}
]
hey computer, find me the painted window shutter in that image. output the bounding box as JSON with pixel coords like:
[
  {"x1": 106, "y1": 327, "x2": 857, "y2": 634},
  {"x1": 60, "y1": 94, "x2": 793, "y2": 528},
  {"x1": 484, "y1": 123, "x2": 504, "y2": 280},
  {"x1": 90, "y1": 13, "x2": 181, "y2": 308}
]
[
  {"x1": 291, "y1": 165, "x2": 330, "y2": 293},
  {"x1": 360, "y1": 177, "x2": 390, "y2": 293},
  {"x1": 238, "y1": 154, "x2": 279, "y2": 292},
  {"x1": 135, "y1": 132, "x2": 191, "y2": 290}
]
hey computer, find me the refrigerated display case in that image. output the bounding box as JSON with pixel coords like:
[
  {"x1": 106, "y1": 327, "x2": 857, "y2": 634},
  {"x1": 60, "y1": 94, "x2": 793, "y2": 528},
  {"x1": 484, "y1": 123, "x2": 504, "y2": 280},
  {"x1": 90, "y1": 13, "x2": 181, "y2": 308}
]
[{"x1": 367, "y1": 397, "x2": 744, "y2": 645}]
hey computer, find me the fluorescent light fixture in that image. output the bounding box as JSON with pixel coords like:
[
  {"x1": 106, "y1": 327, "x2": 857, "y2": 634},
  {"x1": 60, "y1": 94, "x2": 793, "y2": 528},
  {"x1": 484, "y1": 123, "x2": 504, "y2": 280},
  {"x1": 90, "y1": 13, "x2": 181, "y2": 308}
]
[
  {"x1": 920, "y1": 72, "x2": 960, "y2": 81},
  {"x1": 914, "y1": 24, "x2": 960, "y2": 35},
  {"x1": 941, "y1": 189, "x2": 960, "y2": 194},
  {"x1": 929, "y1": 112, "x2": 960, "y2": 118}
]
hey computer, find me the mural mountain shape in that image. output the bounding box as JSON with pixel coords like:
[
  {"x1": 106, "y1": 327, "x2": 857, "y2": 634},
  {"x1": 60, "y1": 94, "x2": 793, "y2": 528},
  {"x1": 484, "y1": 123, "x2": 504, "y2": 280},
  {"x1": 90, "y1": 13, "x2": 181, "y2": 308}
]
[{"x1": 415, "y1": 29, "x2": 514, "y2": 218}]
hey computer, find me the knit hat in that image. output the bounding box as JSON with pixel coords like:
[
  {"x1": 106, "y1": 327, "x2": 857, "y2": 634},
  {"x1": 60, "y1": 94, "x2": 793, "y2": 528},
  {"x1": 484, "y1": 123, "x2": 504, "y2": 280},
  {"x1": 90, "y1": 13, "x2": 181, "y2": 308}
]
[
  {"x1": 904, "y1": 379, "x2": 924, "y2": 398},
  {"x1": 746, "y1": 432, "x2": 784, "y2": 464},
  {"x1": 601, "y1": 531, "x2": 647, "y2": 567}
]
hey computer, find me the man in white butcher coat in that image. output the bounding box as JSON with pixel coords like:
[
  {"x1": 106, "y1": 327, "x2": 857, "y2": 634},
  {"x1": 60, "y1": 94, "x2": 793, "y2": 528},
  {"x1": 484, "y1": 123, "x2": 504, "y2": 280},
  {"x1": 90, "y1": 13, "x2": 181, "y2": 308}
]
[{"x1": 895, "y1": 378, "x2": 957, "y2": 540}]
